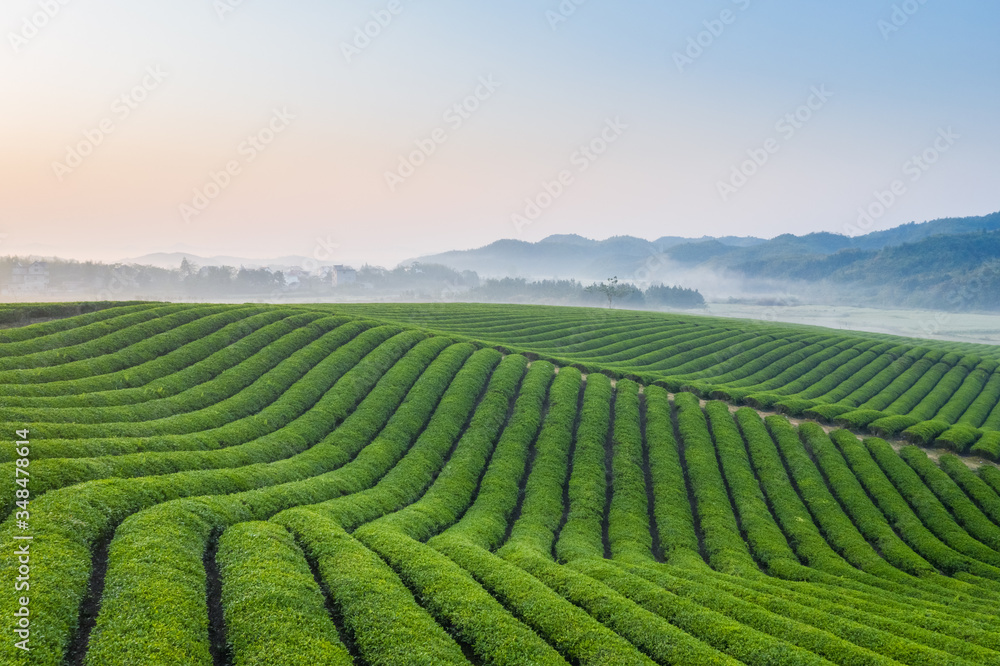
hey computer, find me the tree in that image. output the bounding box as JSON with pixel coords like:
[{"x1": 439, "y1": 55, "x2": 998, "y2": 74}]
[
  {"x1": 585, "y1": 276, "x2": 634, "y2": 309},
  {"x1": 179, "y1": 257, "x2": 197, "y2": 278},
  {"x1": 645, "y1": 283, "x2": 705, "y2": 309}
]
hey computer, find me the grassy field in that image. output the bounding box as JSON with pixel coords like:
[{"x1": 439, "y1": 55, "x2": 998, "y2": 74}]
[{"x1": 2, "y1": 302, "x2": 1000, "y2": 665}]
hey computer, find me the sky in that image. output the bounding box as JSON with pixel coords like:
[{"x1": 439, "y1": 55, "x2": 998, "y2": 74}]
[{"x1": 2, "y1": 0, "x2": 998, "y2": 267}]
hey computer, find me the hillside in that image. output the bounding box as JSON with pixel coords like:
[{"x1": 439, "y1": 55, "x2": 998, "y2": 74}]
[
  {"x1": 415, "y1": 212, "x2": 1000, "y2": 311},
  {"x1": 332, "y1": 302, "x2": 1000, "y2": 455},
  {"x1": 3, "y1": 302, "x2": 1000, "y2": 665}
]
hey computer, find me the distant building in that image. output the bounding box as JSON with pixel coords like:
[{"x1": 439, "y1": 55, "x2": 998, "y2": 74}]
[
  {"x1": 332, "y1": 265, "x2": 357, "y2": 287},
  {"x1": 8, "y1": 261, "x2": 50, "y2": 293}
]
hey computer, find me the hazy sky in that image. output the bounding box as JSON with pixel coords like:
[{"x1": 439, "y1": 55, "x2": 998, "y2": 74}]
[{"x1": 3, "y1": 0, "x2": 998, "y2": 266}]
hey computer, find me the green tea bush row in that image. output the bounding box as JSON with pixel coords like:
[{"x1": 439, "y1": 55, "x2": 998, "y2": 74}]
[
  {"x1": 814, "y1": 345, "x2": 910, "y2": 404},
  {"x1": 442, "y1": 361, "x2": 555, "y2": 550},
  {"x1": 0, "y1": 308, "x2": 308, "y2": 401},
  {"x1": 797, "y1": 423, "x2": 937, "y2": 577},
  {"x1": 217, "y1": 521, "x2": 353, "y2": 665},
  {"x1": 0, "y1": 308, "x2": 298, "y2": 410},
  {"x1": 837, "y1": 349, "x2": 924, "y2": 407},
  {"x1": 902, "y1": 419, "x2": 952, "y2": 446},
  {"x1": 972, "y1": 431, "x2": 1000, "y2": 461},
  {"x1": 277, "y1": 511, "x2": 469, "y2": 665},
  {"x1": 506, "y1": 545, "x2": 735, "y2": 666},
  {"x1": 360, "y1": 354, "x2": 531, "y2": 541},
  {"x1": 856, "y1": 352, "x2": 946, "y2": 412},
  {"x1": 4, "y1": 318, "x2": 372, "y2": 436},
  {"x1": 933, "y1": 359, "x2": 998, "y2": 423},
  {"x1": 704, "y1": 402, "x2": 799, "y2": 573},
  {"x1": 796, "y1": 343, "x2": 896, "y2": 399},
  {"x1": 828, "y1": 430, "x2": 997, "y2": 577},
  {"x1": 900, "y1": 446, "x2": 1000, "y2": 551},
  {"x1": 643, "y1": 386, "x2": 701, "y2": 563},
  {"x1": 957, "y1": 371, "x2": 1000, "y2": 426},
  {"x1": 433, "y1": 534, "x2": 656, "y2": 666},
  {"x1": 0, "y1": 336, "x2": 462, "y2": 665},
  {"x1": 0, "y1": 303, "x2": 186, "y2": 362},
  {"x1": 0, "y1": 327, "x2": 420, "y2": 514},
  {"x1": 357, "y1": 526, "x2": 568, "y2": 666},
  {"x1": 503, "y1": 368, "x2": 582, "y2": 555},
  {"x1": 304, "y1": 349, "x2": 505, "y2": 532},
  {"x1": 862, "y1": 437, "x2": 1000, "y2": 567},
  {"x1": 554, "y1": 373, "x2": 612, "y2": 563},
  {"x1": 0, "y1": 302, "x2": 156, "y2": 344},
  {"x1": 606, "y1": 379, "x2": 654, "y2": 562},
  {"x1": 674, "y1": 393, "x2": 755, "y2": 574},
  {"x1": 80, "y1": 339, "x2": 476, "y2": 666},
  {"x1": 0, "y1": 305, "x2": 235, "y2": 383},
  {"x1": 939, "y1": 454, "x2": 1000, "y2": 525}
]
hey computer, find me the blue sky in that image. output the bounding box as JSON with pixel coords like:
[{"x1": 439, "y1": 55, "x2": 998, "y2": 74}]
[{"x1": 2, "y1": 0, "x2": 998, "y2": 265}]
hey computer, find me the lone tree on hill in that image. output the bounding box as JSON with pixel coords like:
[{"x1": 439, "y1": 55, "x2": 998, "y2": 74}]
[{"x1": 586, "y1": 276, "x2": 629, "y2": 309}]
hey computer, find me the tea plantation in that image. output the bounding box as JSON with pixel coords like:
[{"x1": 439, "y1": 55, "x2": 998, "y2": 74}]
[{"x1": 2, "y1": 302, "x2": 999, "y2": 665}]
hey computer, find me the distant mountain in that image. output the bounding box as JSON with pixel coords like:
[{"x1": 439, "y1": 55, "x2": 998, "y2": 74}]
[
  {"x1": 412, "y1": 211, "x2": 1000, "y2": 310},
  {"x1": 413, "y1": 233, "x2": 767, "y2": 280},
  {"x1": 415, "y1": 212, "x2": 1000, "y2": 281},
  {"x1": 653, "y1": 235, "x2": 766, "y2": 250},
  {"x1": 852, "y1": 213, "x2": 1000, "y2": 250}
]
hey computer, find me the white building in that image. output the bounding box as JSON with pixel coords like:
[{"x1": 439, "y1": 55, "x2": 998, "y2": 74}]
[
  {"x1": 332, "y1": 265, "x2": 357, "y2": 287},
  {"x1": 7, "y1": 261, "x2": 50, "y2": 293}
]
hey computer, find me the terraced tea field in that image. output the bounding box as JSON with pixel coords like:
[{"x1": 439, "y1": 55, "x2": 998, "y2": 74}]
[
  {"x1": 334, "y1": 303, "x2": 1000, "y2": 461},
  {"x1": 2, "y1": 302, "x2": 1000, "y2": 665}
]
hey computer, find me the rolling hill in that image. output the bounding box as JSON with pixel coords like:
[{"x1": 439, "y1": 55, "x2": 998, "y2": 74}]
[{"x1": 2, "y1": 302, "x2": 1000, "y2": 665}]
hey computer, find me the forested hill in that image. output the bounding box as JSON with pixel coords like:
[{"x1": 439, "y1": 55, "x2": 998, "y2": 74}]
[
  {"x1": 417, "y1": 212, "x2": 999, "y2": 277},
  {"x1": 416, "y1": 211, "x2": 1000, "y2": 310}
]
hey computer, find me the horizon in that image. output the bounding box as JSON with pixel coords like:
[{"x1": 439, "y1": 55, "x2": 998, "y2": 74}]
[
  {"x1": 3, "y1": 208, "x2": 1000, "y2": 269},
  {"x1": 3, "y1": 209, "x2": 997, "y2": 269},
  {"x1": 4, "y1": 1, "x2": 999, "y2": 266}
]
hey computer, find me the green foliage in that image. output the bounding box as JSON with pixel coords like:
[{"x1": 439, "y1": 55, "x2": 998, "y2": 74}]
[
  {"x1": 939, "y1": 454, "x2": 1000, "y2": 525},
  {"x1": 675, "y1": 393, "x2": 755, "y2": 574},
  {"x1": 971, "y1": 431, "x2": 1000, "y2": 461},
  {"x1": 278, "y1": 510, "x2": 469, "y2": 665},
  {"x1": 216, "y1": 521, "x2": 353, "y2": 665},
  {"x1": 902, "y1": 419, "x2": 952, "y2": 445},
  {"x1": 4, "y1": 302, "x2": 1000, "y2": 665},
  {"x1": 555, "y1": 373, "x2": 612, "y2": 563},
  {"x1": 834, "y1": 409, "x2": 887, "y2": 429},
  {"x1": 869, "y1": 414, "x2": 920, "y2": 437}
]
